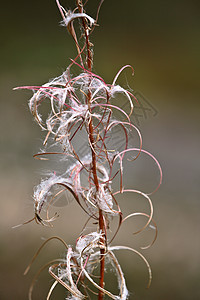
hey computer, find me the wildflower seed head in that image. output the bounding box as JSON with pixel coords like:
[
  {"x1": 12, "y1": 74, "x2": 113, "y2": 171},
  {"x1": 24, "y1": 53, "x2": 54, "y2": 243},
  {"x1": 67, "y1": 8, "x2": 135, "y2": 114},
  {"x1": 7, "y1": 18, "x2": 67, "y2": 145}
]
[{"x1": 15, "y1": 1, "x2": 162, "y2": 298}]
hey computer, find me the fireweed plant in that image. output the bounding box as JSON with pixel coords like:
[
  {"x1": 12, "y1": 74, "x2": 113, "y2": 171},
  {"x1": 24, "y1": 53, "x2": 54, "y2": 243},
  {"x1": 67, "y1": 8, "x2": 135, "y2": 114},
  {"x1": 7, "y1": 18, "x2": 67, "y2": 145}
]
[{"x1": 14, "y1": 0, "x2": 162, "y2": 299}]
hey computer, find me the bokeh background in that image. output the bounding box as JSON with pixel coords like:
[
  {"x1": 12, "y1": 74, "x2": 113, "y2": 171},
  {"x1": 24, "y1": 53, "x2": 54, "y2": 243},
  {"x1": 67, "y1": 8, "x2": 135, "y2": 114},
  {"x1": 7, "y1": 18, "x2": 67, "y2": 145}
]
[{"x1": 1, "y1": 0, "x2": 199, "y2": 299}]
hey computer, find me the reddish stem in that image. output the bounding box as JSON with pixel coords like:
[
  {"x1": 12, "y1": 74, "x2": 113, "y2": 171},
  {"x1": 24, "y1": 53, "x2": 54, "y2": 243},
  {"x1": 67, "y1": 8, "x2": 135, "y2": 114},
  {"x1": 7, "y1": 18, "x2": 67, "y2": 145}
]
[{"x1": 77, "y1": 2, "x2": 105, "y2": 298}]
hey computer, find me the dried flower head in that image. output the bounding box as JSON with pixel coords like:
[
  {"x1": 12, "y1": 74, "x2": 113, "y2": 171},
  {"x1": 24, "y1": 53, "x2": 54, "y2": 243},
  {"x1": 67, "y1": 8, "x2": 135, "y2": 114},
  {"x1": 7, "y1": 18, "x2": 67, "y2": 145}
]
[{"x1": 14, "y1": 0, "x2": 162, "y2": 299}]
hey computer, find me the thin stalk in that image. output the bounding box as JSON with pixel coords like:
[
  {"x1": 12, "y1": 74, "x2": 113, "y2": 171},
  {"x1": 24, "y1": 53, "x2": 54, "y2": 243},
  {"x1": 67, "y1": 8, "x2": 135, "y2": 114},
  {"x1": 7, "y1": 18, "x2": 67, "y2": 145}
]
[{"x1": 77, "y1": 2, "x2": 105, "y2": 298}]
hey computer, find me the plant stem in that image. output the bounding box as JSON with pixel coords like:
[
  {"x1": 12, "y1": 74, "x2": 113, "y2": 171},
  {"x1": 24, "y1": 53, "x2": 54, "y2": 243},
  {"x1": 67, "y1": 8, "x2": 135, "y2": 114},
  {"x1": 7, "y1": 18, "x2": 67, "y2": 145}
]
[{"x1": 77, "y1": 2, "x2": 105, "y2": 297}]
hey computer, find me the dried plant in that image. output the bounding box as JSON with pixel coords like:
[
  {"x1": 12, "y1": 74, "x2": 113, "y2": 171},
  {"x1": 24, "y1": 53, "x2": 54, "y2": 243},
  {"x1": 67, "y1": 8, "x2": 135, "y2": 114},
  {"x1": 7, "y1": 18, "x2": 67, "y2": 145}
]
[{"x1": 14, "y1": 0, "x2": 162, "y2": 299}]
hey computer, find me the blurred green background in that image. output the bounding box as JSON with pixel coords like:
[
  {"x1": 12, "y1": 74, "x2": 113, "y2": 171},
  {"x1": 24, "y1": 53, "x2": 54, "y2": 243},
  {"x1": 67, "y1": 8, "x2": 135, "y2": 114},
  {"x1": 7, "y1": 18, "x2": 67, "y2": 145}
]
[{"x1": 0, "y1": 0, "x2": 199, "y2": 299}]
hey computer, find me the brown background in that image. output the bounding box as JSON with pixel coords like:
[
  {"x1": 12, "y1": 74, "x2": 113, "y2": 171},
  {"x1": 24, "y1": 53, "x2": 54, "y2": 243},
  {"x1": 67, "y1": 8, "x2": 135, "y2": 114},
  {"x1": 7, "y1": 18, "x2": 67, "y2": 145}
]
[{"x1": 0, "y1": 0, "x2": 199, "y2": 299}]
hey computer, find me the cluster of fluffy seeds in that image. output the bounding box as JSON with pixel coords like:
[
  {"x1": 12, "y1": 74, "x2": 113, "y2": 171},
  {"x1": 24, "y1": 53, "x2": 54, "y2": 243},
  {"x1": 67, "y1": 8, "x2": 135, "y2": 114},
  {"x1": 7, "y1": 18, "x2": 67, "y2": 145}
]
[
  {"x1": 23, "y1": 67, "x2": 145, "y2": 226},
  {"x1": 48, "y1": 232, "x2": 130, "y2": 300},
  {"x1": 15, "y1": 59, "x2": 162, "y2": 300},
  {"x1": 21, "y1": 62, "x2": 161, "y2": 299},
  {"x1": 15, "y1": 1, "x2": 162, "y2": 299}
]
